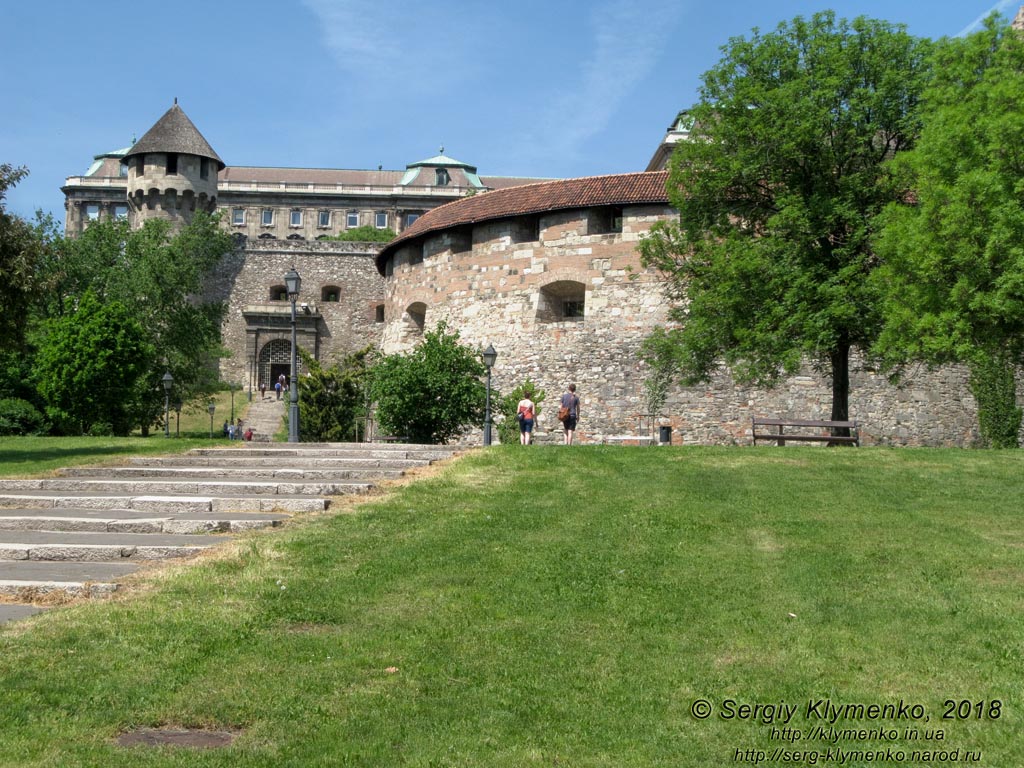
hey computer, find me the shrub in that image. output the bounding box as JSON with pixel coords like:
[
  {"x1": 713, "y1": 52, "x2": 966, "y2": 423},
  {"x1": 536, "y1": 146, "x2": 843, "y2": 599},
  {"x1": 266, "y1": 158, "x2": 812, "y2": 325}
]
[
  {"x1": 0, "y1": 398, "x2": 47, "y2": 436},
  {"x1": 371, "y1": 323, "x2": 486, "y2": 444}
]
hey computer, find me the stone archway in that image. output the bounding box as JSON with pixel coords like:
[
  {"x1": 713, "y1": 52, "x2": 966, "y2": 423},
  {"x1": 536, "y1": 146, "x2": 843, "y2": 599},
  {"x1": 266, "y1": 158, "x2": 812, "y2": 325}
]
[{"x1": 258, "y1": 339, "x2": 292, "y2": 393}]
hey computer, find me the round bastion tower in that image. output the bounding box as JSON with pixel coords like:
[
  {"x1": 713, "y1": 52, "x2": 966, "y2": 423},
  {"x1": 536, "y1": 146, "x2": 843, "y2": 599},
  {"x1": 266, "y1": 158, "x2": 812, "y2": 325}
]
[{"x1": 121, "y1": 101, "x2": 224, "y2": 230}]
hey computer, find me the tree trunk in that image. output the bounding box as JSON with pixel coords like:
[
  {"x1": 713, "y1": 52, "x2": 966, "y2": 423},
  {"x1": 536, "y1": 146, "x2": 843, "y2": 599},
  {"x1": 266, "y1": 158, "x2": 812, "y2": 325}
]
[{"x1": 829, "y1": 341, "x2": 852, "y2": 442}]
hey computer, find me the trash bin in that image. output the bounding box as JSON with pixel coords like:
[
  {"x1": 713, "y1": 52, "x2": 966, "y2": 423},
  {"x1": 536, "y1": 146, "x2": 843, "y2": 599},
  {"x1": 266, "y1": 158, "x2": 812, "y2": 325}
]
[{"x1": 659, "y1": 425, "x2": 672, "y2": 444}]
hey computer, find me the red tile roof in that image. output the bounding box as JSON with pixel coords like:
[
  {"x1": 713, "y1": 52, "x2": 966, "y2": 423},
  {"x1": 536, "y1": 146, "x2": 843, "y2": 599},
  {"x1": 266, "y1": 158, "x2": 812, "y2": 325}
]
[{"x1": 376, "y1": 171, "x2": 670, "y2": 272}]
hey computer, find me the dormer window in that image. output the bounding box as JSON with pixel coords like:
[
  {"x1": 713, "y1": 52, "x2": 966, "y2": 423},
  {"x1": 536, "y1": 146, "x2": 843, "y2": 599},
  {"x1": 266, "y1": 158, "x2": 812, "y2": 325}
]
[{"x1": 435, "y1": 168, "x2": 451, "y2": 186}]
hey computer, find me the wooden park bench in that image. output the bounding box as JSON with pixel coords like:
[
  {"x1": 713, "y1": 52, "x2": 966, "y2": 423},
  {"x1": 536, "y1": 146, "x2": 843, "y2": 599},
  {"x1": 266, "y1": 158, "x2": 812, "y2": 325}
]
[{"x1": 752, "y1": 417, "x2": 859, "y2": 447}]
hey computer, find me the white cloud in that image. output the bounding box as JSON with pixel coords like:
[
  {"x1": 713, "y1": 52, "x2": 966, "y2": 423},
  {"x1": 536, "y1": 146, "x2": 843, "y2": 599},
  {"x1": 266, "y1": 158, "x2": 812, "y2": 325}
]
[
  {"x1": 522, "y1": 0, "x2": 683, "y2": 166},
  {"x1": 957, "y1": 0, "x2": 1018, "y2": 36},
  {"x1": 300, "y1": 0, "x2": 488, "y2": 91}
]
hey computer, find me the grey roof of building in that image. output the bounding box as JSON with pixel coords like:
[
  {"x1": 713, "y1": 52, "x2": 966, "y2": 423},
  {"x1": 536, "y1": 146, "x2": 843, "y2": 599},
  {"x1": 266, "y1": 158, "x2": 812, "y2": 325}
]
[{"x1": 123, "y1": 103, "x2": 225, "y2": 170}]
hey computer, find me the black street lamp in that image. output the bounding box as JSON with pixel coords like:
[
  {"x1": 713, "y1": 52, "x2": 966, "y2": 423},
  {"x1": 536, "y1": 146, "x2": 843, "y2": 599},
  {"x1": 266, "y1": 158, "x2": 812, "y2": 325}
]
[
  {"x1": 162, "y1": 371, "x2": 173, "y2": 438},
  {"x1": 207, "y1": 401, "x2": 216, "y2": 439},
  {"x1": 285, "y1": 267, "x2": 302, "y2": 443},
  {"x1": 174, "y1": 399, "x2": 182, "y2": 438},
  {"x1": 482, "y1": 344, "x2": 497, "y2": 446},
  {"x1": 247, "y1": 354, "x2": 255, "y2": 402}
]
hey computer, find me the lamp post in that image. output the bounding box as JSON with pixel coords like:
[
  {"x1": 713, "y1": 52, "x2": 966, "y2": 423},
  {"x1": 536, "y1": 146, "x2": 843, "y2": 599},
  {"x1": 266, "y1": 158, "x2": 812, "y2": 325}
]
[
  {"x1": 162, "y1": 372, "x2": 173, "y2": 438},
  {"x1": 247, "y1": 354, "x2": 254, "y2": 402},
  {"x1": 482, "y1": 344, "x2": 497, "y2": 446},
  {"x1": 207, "y1": 401, "x2": 216, "y2": 439},
  {"x1": 285, "y1": 267, "x2": 302, "y2": 443},
  {"x1": 174, "y1": 399, "x2": 182, "y2": 438}
]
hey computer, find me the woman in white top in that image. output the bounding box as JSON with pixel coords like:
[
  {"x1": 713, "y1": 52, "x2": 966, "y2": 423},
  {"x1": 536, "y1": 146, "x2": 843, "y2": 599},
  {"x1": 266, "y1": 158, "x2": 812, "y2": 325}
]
[{"x1": 516, "y1": 391, "x2": 536, "y2": 445}]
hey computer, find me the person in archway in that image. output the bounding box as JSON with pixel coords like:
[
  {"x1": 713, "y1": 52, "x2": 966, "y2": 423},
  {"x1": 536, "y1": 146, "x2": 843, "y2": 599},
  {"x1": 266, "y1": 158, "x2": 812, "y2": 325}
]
[{"x1": 560, "y1": 383, "x2": 580, "y2": 445}]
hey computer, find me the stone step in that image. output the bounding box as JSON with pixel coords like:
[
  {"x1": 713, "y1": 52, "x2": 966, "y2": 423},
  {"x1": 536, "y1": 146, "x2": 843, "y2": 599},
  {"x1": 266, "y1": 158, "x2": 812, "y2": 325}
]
[
  {"x1": 186, "y1": 446, "x2": 456, "y2": 461},
  {"x1": 0, "y1": 479, "x2": 374, "y2": 496},
  {"x1": 0, "y1": 508, "x2": 286, "y2": 534},
  {"x1": 126, "y1": 456, "x2": 430, "y2": 469},
  {"x1": 61, "y1": 466, "x2": 407, "y2": 481},
  {"x1": 0, "y1": 492, "x2": 331, "y2": 514},
  {"x1": 0, "y1": 560, "x2": 139, "y2": 599},
  {"x1": 0, "y1": 530, "x2": 225, "y2": 562}
]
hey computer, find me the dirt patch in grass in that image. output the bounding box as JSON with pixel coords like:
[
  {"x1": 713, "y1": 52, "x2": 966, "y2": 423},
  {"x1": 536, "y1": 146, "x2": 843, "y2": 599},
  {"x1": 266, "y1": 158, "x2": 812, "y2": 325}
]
[{"x1": 116, "y1": 727, "x2": 240, "y2": 749}]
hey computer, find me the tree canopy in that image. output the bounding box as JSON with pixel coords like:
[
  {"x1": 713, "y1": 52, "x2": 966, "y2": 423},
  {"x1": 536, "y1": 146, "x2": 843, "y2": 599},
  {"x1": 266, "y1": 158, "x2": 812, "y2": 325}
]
[
  {"x1": 639, "y1": 12, "x2": 932, "y2": 424},
  {"x1": 35, "y1": 291, "x2": 155, "y2": 435},
  {"x1": 873, "y1": 16, "x2": 1024, "y2": 446},
  {"x1": 41, "y1": 213, "x2": 235, "y2": 414}
]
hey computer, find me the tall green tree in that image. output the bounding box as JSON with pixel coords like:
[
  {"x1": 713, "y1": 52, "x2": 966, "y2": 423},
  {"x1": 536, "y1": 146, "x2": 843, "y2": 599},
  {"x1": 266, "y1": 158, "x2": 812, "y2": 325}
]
[
  {"x1": 35, "y1": 291, "x2": 155, "y2": 435},
  {"x1": 371, "y1": 323, "x2": 487, "y2": 444},
  {"x1": 0, "y1": 165, "x2": 55, "y2": 350},
  {"x1": 298, "y1": 347, "x2": 374, "y2": 442},
  {"x1": 43, "y1": 213, "x2": 234, "y2": 419},
  {"x1": 873, "y1": 16, "x2": 1024, "y2": 447},
  {"x1": 639, "y1": 13, "x2": 932, "y2": 425}
]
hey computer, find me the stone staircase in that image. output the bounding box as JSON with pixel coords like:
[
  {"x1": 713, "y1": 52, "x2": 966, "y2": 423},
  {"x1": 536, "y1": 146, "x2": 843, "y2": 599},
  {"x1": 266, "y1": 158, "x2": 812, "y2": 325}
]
[
  {"x1": 0, "y1": 442, "x2": 458, "y2": 624},
  {"x1": 240, "y1": 395, "x2": 285, "y2": 441}
]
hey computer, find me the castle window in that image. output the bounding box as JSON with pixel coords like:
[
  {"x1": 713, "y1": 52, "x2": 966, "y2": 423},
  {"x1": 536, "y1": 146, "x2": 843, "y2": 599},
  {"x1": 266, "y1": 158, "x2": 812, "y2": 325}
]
[
  {"x1": 322, "y1": 286, "x2": 340, "y2": 302},
  {"x1": 232, "y1": 208, "x2": 245, "y2": 226},
  {"x1": 450, "y1": 226, "x2": 472, "y2": 254},
  {"x1": 563, "y1": 300, "x2": 585, "y2": 319},
  {"x1": 406, "y1": 302, "x2": 426, "y2": 334},
  {"x1": 270, "y1": 284, "x2": 287, "y2": 301},
  {"x1": 590, "y1": 206, "x2": 623, "y2": 235},
  {"x1": 262, "y1": 209, "x2": 274, "y2": 226},
  {"x1": 375, "y1": 304, "x2": 385, "y2": 323},
  {"x1": 166, "y1": 153, "x2": 178, "y2": 175},
  {"x1": 258, "y1": 232, "x2": 275, "y2": 239},
  {"x1": 287, "y1": 233, "x2": 305, "y2": 240},
  {"x1": 85, "y1": 203, "x2": 100, "y2": 222},
  {"x1": 347, "y1": 211, "x2": 359, "y2": 228},
  {"x1": 405, "y1": 212, "x2": 420, "y2": 227},
  {"x1": 537, "y1": 280, "x2": 586, "y2": 323},
  {"x1": 113, "y1": 205, "x2": 129, "y2": 221},
  {"x1": 200, "y1": 157, "x2": 210, "y2": 180},
  {"x1": 435, "y1": 168, "x2": 450, "y2": 186},
  {"x1": 119, "y1": 162, "x2": 129, "y2": 178},
  {"x1": 384, "y1": 257, "x2": 394, "y2": 277},
  {"x1": 375, "y1": 211, "x2": 388, "y2": 229},
  {"x1": 290, "y1": 209, "x2": 303, "y2": 227},
  {"x1": 135, "y1": 155, "x2": 146, "y2": 176},
  {"x1": 318, "y1": 210, "x2": 330, "y2": 228},
  {"x1": 512, "y1": 215, "x2": 540, "y2": 244}
]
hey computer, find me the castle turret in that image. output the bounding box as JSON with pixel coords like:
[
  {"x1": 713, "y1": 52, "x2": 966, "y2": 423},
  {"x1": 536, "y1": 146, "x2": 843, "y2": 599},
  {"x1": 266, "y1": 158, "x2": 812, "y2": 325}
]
[{"x1": 122, "y1": 102, "x2": 224, "y2": 230}]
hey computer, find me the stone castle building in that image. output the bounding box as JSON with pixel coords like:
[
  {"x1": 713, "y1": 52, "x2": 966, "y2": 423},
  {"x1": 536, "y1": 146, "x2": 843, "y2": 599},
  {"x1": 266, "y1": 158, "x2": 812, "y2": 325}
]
[{"x1": 63, "y1": 102, "x2": 991, "y2": 446}]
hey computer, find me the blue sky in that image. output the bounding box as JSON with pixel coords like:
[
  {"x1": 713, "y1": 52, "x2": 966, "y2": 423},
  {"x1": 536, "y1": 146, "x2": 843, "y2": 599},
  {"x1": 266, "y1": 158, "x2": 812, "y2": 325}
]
[{"x1": 2, "y1": 0, "x2": 1020, "y2": 225}]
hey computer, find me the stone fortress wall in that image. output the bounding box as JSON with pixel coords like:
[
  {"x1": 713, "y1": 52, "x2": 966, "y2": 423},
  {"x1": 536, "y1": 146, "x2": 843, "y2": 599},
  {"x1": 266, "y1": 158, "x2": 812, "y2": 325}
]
[{"x1": 377, "y1": 176, "x2": 991, "y2": 447}]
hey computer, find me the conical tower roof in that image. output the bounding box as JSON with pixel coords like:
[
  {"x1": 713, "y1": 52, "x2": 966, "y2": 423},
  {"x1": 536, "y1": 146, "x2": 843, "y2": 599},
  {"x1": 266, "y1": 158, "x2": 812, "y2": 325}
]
[{"x1": 123, "y1": 102, "x2": 224, "y2": 170}]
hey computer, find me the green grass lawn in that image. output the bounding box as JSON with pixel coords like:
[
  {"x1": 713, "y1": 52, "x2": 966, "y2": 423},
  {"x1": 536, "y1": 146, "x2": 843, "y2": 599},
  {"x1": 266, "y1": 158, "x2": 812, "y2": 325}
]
[
  {"x1": 0, "y1": 446, "x2": 1021, "y2": 766},
  {"x1": 0, "y1": 391, "x2": 255, "y2": 477}
]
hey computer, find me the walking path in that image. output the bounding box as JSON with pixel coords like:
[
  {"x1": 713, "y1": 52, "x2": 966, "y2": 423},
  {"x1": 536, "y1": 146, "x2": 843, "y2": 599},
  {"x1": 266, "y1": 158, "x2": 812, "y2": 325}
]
[
  {"x1": 0, "y1": 441, "x2": 458, "y2": 624},
  {"x1": 241, "y1": 395, "x2": 286, "y2": 441}
]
